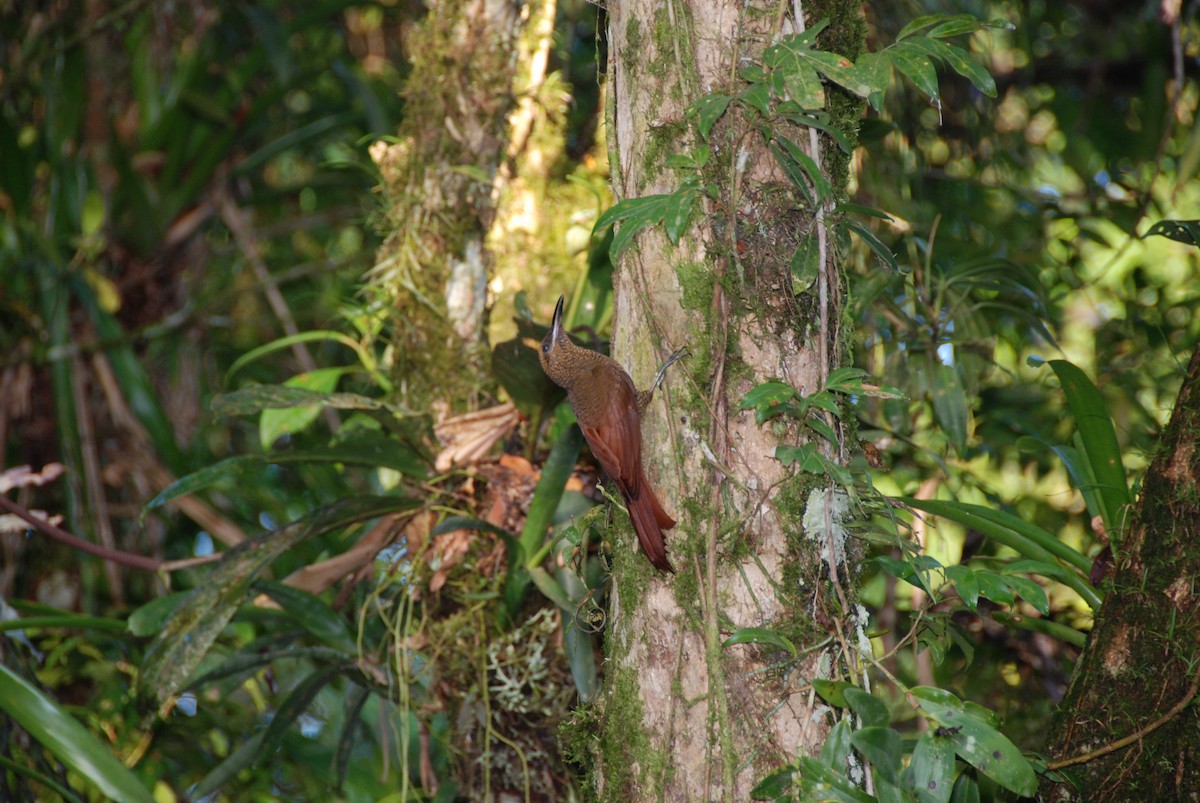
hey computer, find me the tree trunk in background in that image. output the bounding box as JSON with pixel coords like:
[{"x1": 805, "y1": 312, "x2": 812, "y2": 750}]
[
  {"x1": 595, "y1": 0, "x2": 864, "y2": 798},
  {"x1": 371, "y1": 0, "x2": 555, "y2": 406},
  {"x1": 1043, "y1": 344, "x2": 1200, "y2": 801}
]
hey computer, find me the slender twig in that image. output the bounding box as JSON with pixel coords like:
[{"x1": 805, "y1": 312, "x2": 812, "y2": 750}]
[
  {"x1": 1046, "y1": 666, "x2": 1200, "y2": 770},
  {"x1": 0, "y1": 494, "x2": 161, "y2": 572}
]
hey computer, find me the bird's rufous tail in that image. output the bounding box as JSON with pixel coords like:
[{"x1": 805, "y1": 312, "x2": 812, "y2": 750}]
[{"x1": 626, "y1": 478, "x2": 675, "y2": 572}]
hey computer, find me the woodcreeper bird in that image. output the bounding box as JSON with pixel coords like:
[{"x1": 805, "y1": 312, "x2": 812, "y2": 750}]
[{"x1": 538, "y1": 296, "x2": 686, "y2": 572}]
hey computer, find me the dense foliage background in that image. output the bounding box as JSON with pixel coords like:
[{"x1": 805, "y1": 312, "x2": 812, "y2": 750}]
[{"x1": 1, "y1": 0, "x2": 1197, "y2": 799}]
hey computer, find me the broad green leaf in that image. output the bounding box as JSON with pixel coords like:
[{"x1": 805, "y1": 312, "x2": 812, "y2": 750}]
[
  {"x1": 723, "y1": 627, "x2": 798, "y2": 657},
  {"x1": 889, "y1": 41, "x2": 941, "y2": 104},
  {"x1": 819, "y1": 719, "x2": 854, "y2": 770},
  {"x1": 127, "y1": 592, "x2": 189, "y2": 636},
  {"x1": 690, "y1": 93, "x2": 733, "y2": 140},
  {"x1": 260, "y1": 368, "x2": 346, "y2": 449},
  {"x1": 907, "y1": 729, "x2": 956, "y2": 803},
  {"x1": 663, "y1": 183, "x2": 699, "y2": 244},
  {"x1": 520, "y1": 423, "x2": 583, "y2": 563},
  {"x1": 931, "y1": 363, "x2": 969, "y2": 454},
  {"x1": 739, "y1": 81, "x2": 772, "y2": 116},
  {"x1": 950, "y1": 773, "x2": 981, "y2": 803},
  {"x1": 812, "y1": 678, "x2": 856, "y2": 708},
  {"x1": 791, "y1": 234, "x2": 820, "y2": 293},
  {"x1": 1142, "y1": 219, "x2": 1200, "y2": 247},
  {"x1": 911, "y1": 687, "x2": 1037, "y2": 798},
  {"x1": 802, "y1": 50, "x2": 874, "y2": 98},
  {"x1": 783, "y1": 66, "x2": 825, "y2": 109},
  {"x1": 944, "y1": 564, "x2": 979, "y2": 609},
  {"x1": 774, "y1": 444, "x2": 825, "y2": 474},
  {"x1": 975, "y1": 571, "x2": 1015, "y2": 606},
  {"x1": 255, "y1": 581, "x2": 357, "y2": 654},
  {"x1": 1001, "y1": 574, "x2": 1050, "y2": 615},
  {"x1": 905, "y1": 38, "x2": 996, "y2": 97},
  {"x1": 1047, "y1": 360, "x2": 1131, "y2": 538},
  {"x1": 750, "y1": 766, "x2": 795, "y2": 799},
  {"x1": 844, "y1": 687, "x2": 890, "y2": 727},
  {"x1": 0, "y1": 664, "x2": 154, "y2": 803},
  {"x1": 850, "y1": 726, "x2": 902, "y2": 783}
]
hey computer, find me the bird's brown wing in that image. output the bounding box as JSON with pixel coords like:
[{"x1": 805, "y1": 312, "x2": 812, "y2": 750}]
[
  {"x1": 580, "y1": 380, "x2": 674, "y2": 572},
  {"x1": 579, "y1": 379, "x2": 642, "y2": 497}
]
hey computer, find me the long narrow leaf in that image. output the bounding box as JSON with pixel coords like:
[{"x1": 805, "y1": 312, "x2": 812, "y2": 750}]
[
  {"x1": 0, "y1": 664, "x2": 154, "y2": 803},
  {"x1": 1048, "y1": 360, "x2": 1131, "y2": 538},
  {"x1": 902, "y1": 498, "x2": 1102, "y2": 609},
  {"x1": 139, "y1": 495, "x2": 417, "y2": 709}
]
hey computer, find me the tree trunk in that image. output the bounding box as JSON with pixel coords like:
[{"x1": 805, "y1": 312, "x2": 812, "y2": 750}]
[
  {"x1": 593, "y1": 1, "x2": 864, "y2": 798},
  {"x1": 1042, "y1": 344, "x2": 1200, "y2": 800}
]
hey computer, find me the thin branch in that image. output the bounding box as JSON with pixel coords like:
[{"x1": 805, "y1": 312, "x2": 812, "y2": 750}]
[
  {"x1": 0, "y1": 494, "x2": 161, "y2": 572},
  {"x1": 1046, "y1": 666, "x2": 1200, "y2": 770}
]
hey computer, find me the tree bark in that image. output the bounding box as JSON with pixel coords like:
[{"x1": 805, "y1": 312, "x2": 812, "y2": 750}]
[
  {"x1": 594, "y1": 0, "x2": 864, "y2": 798},
  {"x1": 1043, "y1": 343, "x2": 1200, "y2": 800}
]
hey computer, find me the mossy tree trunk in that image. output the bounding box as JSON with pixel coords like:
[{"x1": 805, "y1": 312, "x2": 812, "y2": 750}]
[
  {"x1": 1042, "y1": 344, "x2": 1200, "y2": 800},
  {"x1": 370, "y1": 0, "x2": 556, "y2": 407},
  {"x1": 594, "y1": 0, "x2": 864, "y2": 798}
]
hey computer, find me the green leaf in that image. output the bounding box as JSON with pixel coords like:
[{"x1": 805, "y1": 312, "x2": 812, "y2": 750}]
[
  {"x1": 595, "y1": 194, "x2": 676, "y2": 257},
  {"x1": 927, "y1": 15, "x2": 987, "y2": 38},
  {"x1": 931, "y1": 363, "x2": 969, "y2": 454},
  {"x1": 975, "y1": 571, "x2": 1014, "y2": 606},
  {"x1": 212, "y1": 385, "x2": 398, "y2": 418},
  {"x1": 897, "y1": 14, "x2": 950, "y2": 40},
  {"x1": 795, "y1": 757, "x2": 875, "y2": 802},
  {"x1": 851, "y1": 726, "x2": 902, "y2": 784},
  {"x1": 739, "y1": 381, "x2": 800, "y2": 412},
  {"x1": 843, "y1": 220, "x2": 901, "y2": 272},
  {"x1": 1047, "y1": 360, "x2": 1131, "y2": 538},
  {"x1": 844, "y1": 687, "x2": 890, "y2": 727},
  {"x1": 1001, "y1": 574, "x2": 1050, "y2": 615},
  {"x1": 255, "y1": 581, "x2": 357, "y2": 653},
  {"x1": 739, "y1": 81, "x2": 772, "y2": 116},
  {"x1": 889, "y1": 41, "x2": 941, "y2": 104},
  {"x1": 791, "y1": 234, "x2": 820, "y2": 293},
  {"x1": 812, "y1": 678, "x2": 855, "y2": 708},
  {"x1": 260, "y1": 368, "x2": 346, "y2": 449},
  {"x1": 0, "y1": 664, "x2": 154, "y2": 803},
  {"x1": 783, "y1": 66, "x2": 825, "y2": 109},
  {"x1": 774, "y1": 444, "x2": 825, "y2": 473},
  {"x1": 802, "y1": 50, "x2": 874, "y2": 98},
  {"x1": 911, "y1": 687, "x2": 1038, "y2": 797},
  {"x1": 127, "y1": 592, "x2": 188, "y2": 636},
  {"x1": 1142, "y1": 219, "x2": 1200, "y2": 247},
  {"x1": 907, "y1": 729, "x2": 956, "y2": 803},
  {"x1": 944, "y1": 564, "x2": 979, "y2": 609},
  {"x1": 690, "y1": 93, "x2": 733, "y2": 140},
  {"x1": 259, "y1": 666, "x2": 343, "y2": 758},
  {"x1": 905, "y1": 38, "x2": 996, "y2": 97},
  {"x1": 751, "y1": 766, "x2": 795, "y2": 799},
  {"x1": 775, "y1": 134, "x2": 833, "y2": 200},
  {"x1": 723, "y1": 626, "x2": 798, "y2": 657},
  {"x1": 142, "y1": 455, "x2": 262, "y2": 515},
  {"x1": 819, "y1": 719, "x2": 854, "y2": 770},
  {"x1": 225, "y1": 330, "x2": 361, "y2": 382},
  {"x1": 139, "y1": 496, "x2": 418, "y2": 709}
]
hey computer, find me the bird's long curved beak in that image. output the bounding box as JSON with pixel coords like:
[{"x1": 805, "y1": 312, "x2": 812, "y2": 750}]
[{"x1": 550, "y1": 295, "x2": 566, "y2": 345}]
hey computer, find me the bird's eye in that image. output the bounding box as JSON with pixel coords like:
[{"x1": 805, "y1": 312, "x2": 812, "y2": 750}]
[{"x1": 541, "y1": 340, "x2": 550, "y2": 354}]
